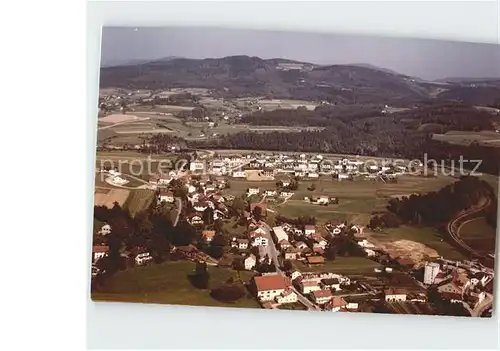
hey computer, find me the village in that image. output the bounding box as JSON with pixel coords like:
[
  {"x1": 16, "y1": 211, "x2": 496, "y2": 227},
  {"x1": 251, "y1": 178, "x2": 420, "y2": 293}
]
[{"x1": 92, "y1": 152, "x2": 494, "y2": 316}]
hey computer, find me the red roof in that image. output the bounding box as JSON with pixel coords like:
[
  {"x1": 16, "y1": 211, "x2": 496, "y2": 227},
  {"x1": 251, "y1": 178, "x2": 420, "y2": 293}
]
[
  {"x1": 254, "y1": 275, "x2": 289, "y2": 292},
  {"x1": 331, "y1": 297, "x2": 347, "y2": 308},
  {"x1": 312, "y1": 290, "x2": 332, "y2": 298},
  {"x1": 306, "y1": 256, "x2": 325, "y2": 264},
  {"x1": 250, "y1": 203, "x2": 267, "y2": 212},
  {"x1": 93, "y1": 245, "x2": 109, "y2": 253},
  {"x1": 305, "y1": 225, "x2": 316, "y2": 230},
  {"x1": 384, "y1": 288, "x2": 407, "y2": 296}
]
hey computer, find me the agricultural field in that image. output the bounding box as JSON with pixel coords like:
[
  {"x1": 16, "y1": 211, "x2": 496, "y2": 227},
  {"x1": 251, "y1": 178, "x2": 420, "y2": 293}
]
[
  {"x1": 94, "y1": 187, "x2": 130, "y2": 208},
  {"x1": 459, "y1": 217, "x2": 497, "y2": 255},
  {"x1": 91, "y1": 260, "x2": 260, "y2": 308},
  {"x1": 124, "y1": 189, "x2": 156, "y2": 217},
  {"x1": 433, "y1": 130, "x2": 500, "y2": 147},
  {"x1": 292, "y1": 257, "x2": 382, "y2": 275}
]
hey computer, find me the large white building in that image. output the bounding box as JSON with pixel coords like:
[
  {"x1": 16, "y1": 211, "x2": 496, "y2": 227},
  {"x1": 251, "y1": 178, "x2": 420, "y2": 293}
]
[
  {"x1": 272, "y1": 226, "x2": 289, "y2": 243},
  {"x1": 189, "y1": 160, "x2": 206, "y2": 173},
  {"x1": 424, "y1": 262, "x2": 440, "y2": 285},
  {"x1": 254, "y1": 275, "x2": 289, "y2": 301}
]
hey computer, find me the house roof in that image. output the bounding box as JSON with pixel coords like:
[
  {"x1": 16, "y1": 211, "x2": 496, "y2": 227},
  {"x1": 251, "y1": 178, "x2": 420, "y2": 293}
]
[
  {"x1": 279, "y1": 239, "x2": 291, "y2": 246},
  {"x1": 312, "y1": 289, "x2": 332, "y2": 298},
  {"x1": 304, "y1": 225, "x2": 316, "y2": 230},
  {"x1": 202, "y1": 230, "x2": 216, "y2": 239},
  {"x1": 159, "y1": 189, "x2": 173, "y2": 196},
  {"x1": 237, "y1": 239, "x2": 249, "y2": 244},
  {"x1": 331, "y1": 297, "x2": 347, "y2": 307},
  {"x1": 321, "y1": 278, "x2": 340, "y2": 285},
  {"x1": 306, "y1": 256, "x2": 325, "y2": 264},
  {"x1": 254, "y1": 275, "x2": 289, "y2": 292},
  {"x1": 384, "y1": 288, "x2": 408, "y2": 296},
  {"x1": 441, "y1": 292, "x2": 463, "y2": 301},
  {"x1": 301, "y1": 280, "x2": 319, "y2": 287},
  {"x1": 93, "y1": 245, "x2": 109, "y2": 253}
]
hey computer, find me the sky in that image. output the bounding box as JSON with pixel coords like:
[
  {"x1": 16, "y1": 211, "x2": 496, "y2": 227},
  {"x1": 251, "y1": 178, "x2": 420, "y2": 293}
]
[{"x1": 101, "y1": 27, "x2": 500, "y2": 81}]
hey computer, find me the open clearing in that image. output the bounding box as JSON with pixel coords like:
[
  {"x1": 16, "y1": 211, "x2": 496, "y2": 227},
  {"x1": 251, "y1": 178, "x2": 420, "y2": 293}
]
[
  {"x1": 459, "y1": 217, "x2": 497, "y2": 255},
  {"x1": 99, "y1": 114, "x2": 148, "y2": 124},
  {"x1": 124, "y1": 189, "x2": 156, "y2": 217},
  {"x1": 92, "y1": 260, "x2": 259, "y2": 308},
  {"x1": 433, "y1": 130, "x2": 500, "y2": 147},
  {"x1": 368, "y1": 226, "x2": 466, "y2": 261},
  {"x1": 292, "y1": 257, "x2": 382, "y2": 274},
  {"x1": 94, "y1": 187, "x2": 130, "y2": 208}
]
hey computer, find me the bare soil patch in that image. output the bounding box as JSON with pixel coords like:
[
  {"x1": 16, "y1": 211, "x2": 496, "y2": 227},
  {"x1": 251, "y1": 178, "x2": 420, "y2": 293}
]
[{"x1": 94, "y1": 188, "x2": 130, "y2": 208}]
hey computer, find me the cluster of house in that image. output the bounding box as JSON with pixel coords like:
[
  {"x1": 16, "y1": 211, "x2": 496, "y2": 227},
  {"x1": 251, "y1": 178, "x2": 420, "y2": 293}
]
[
  {"x1": 422, "y1": 260, "x2": 494, "y2": 308},
  {"x1": 91, "y1": 240, "x2": 154, "y2": 277},
  {"x1": 99, "y1": 169, "x2": 130, "y2": 186},
  {"x1": 251, "y1": 271, "x2": 359, "y2": 312},
  {"x1": 187, "y1": 153, "x2": 411, "y2": 181}
]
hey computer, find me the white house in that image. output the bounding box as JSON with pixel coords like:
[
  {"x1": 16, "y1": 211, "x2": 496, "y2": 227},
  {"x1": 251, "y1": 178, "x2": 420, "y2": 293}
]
[
  {"x1": 244, "y1": 254, "x2": 257, "y2": 270},
  {"x1": 364, "y1": 248, "x2": 376, "y2": 257},
  {"x1": 273, "y1": 226, "x2": 289, "y2": 243},
  {"x1": 193, "y1": 202, "x2": 208, "y2": 212},
  {"x1": 312, "y1": 289, "x2": 333, "y2": 305},
  {"x1": 187, "y1": 185, "x2": 197, "y2": 194},
  {"x1": 304, "y1": 225, "x2": 316, "y2": 236},
  {"x1": 248, "y1": 187, "x2": 260, "y2": 195},
  {"x1": 236, "y1": 239, "x2": 249, "y2": 250},
  {"x1": 135, "y1": 252, "x2": 153, "y2": 265},
  {"x1": 279, "y1": 239, "x2": 292, "y2": 250},
  {"x1": 190, "y1": 160, "x2": 206, "y2": 173},
  {"x1": 265, "y1": 190, "x2": 277, "y2": 197},
  {"x1": 275, "y1": 289, "x2": 298, "y2": 304},
  {"x1": 291, "y1": 271, "x2": 302, "y2": 281},
  {"x1": 346, "y1": 301, "x2": 359, "y2": 310},
  {"x1": 159, "y1": 190, "x2": 175, "y2": 203},
  {"x1": 281, "y1": 181, "x2": 291, "y2": 188},
  {"x1": 254, "y1": 275, "x2": 289, "y2": 301},
  {"x1": 329, "y1": 297, "x2": 347, "y2": 312},
  {"x1": 98, "y1": 224, "x2": 111, "y2": 236},
  {"x1": 252, "y1": 234, "x2": 268, "y2": 247},
  {"x1": 189, "y1": 215, "x2": 204, "y2": 225},
  {"x1": 385, "y1": 288, "x2": 407, "y2": 302},
  {"x1": 232, "y1": 171, "x2": 246, "y2": 178},
  {"x1": 92, "y1": 246, "x2": 109, "y2": 263},
  {"x1": 300, "y1": 280, "x2": 321, "y2": 294},
  {"x1": 280, "y1": 191, "x2": 294, "y2": 198},
  {"x1": 320, "y1": 278, "x2": 341, "y2": 291}
]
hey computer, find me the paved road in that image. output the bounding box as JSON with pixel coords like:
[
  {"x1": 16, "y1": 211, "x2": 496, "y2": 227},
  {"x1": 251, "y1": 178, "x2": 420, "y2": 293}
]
[
  {"x1": 446, "y1": 197, "x2": 491, "y2": 259},
  {"x1": 173, "y1": 197, "x2": 182, "y2": 227},
  {"x1": 259, "y1": 221, "x2": 321, "y2": 311},
  {"x1": 471, "y1": 293, "x2": 493, "y2": 317}
]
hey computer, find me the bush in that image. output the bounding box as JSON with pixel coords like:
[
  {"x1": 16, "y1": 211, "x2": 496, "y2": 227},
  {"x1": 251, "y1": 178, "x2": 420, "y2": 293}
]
[{"x1": 210, "y1": 284, "x2": 246, "y2": 302}]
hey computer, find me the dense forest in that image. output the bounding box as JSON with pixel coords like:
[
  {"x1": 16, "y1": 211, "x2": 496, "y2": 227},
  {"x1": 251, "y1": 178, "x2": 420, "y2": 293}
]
[
  {"x1": 370, "y1": 176, "x2": 498, "y2": 228},
  {"x1": 240, "y1": 103, "x2": 496, "y2": 132}
]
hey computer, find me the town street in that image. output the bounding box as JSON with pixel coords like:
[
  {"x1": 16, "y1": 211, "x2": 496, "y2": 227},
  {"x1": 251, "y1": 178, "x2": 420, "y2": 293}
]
[{"x1": 259, "y1": 221, "x2": 321, "y2": 311}]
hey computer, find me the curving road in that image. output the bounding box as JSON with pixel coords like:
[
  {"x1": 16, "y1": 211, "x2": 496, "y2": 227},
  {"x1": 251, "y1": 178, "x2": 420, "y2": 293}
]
[{"x1": 446, "y1": 197, "x2": 492, "y2": 259}]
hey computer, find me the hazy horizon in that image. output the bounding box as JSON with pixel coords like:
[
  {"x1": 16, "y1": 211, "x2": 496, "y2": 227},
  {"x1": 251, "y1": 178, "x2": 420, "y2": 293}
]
[{"x1": 101, "y1": 27, "x2": 500, "y2": 81}]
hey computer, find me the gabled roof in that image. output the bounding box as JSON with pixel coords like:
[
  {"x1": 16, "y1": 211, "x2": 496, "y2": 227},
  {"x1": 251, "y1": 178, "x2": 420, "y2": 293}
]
[
  {"x1": 254, "y1": 275, "x2": 289, "y2": 292},
  {"x1": 93, "y1": 245, "x2": 109, "y2": 253}
]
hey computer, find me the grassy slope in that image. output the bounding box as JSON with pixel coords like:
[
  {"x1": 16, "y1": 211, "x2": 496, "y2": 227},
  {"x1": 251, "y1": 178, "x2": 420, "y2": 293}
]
[{"x1": 91, "y1": 261, "x2": 259, "y2": 308}]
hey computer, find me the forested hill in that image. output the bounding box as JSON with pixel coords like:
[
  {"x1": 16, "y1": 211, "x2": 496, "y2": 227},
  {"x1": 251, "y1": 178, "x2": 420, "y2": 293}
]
[{"x1": 99, "y1": 55, "x2": 432, "y2": 104}]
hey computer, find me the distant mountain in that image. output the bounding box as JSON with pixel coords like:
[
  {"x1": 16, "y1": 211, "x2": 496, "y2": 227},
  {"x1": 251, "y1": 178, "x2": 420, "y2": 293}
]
[
  {"x1": 349, "y1": 63, "x2": 409, "y2": 77},
  {"x1": 101, "y1": 56, "x2": 183, "y2": 68},
  {"x1": 99, "y1": 55, "x2": 438, "y2": 104}
]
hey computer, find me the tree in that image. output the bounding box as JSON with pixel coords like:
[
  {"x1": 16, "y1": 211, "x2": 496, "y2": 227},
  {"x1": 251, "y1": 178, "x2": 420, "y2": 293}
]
[
  {"x1": 283, "y1": 259, "x2": 293, "y2": 271},
  {"x1": 252, "y1": 205, "x2": 263, "y2": 221},
  {"x1": 231, "y1": 198, "x2": 246, "y2": 216},
  {"x1": 189, "y1": 261, "x2": 210, "y2": 289},
  {"x1": 210, "y1": 284, "x2": 245, "y2": 302}
]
